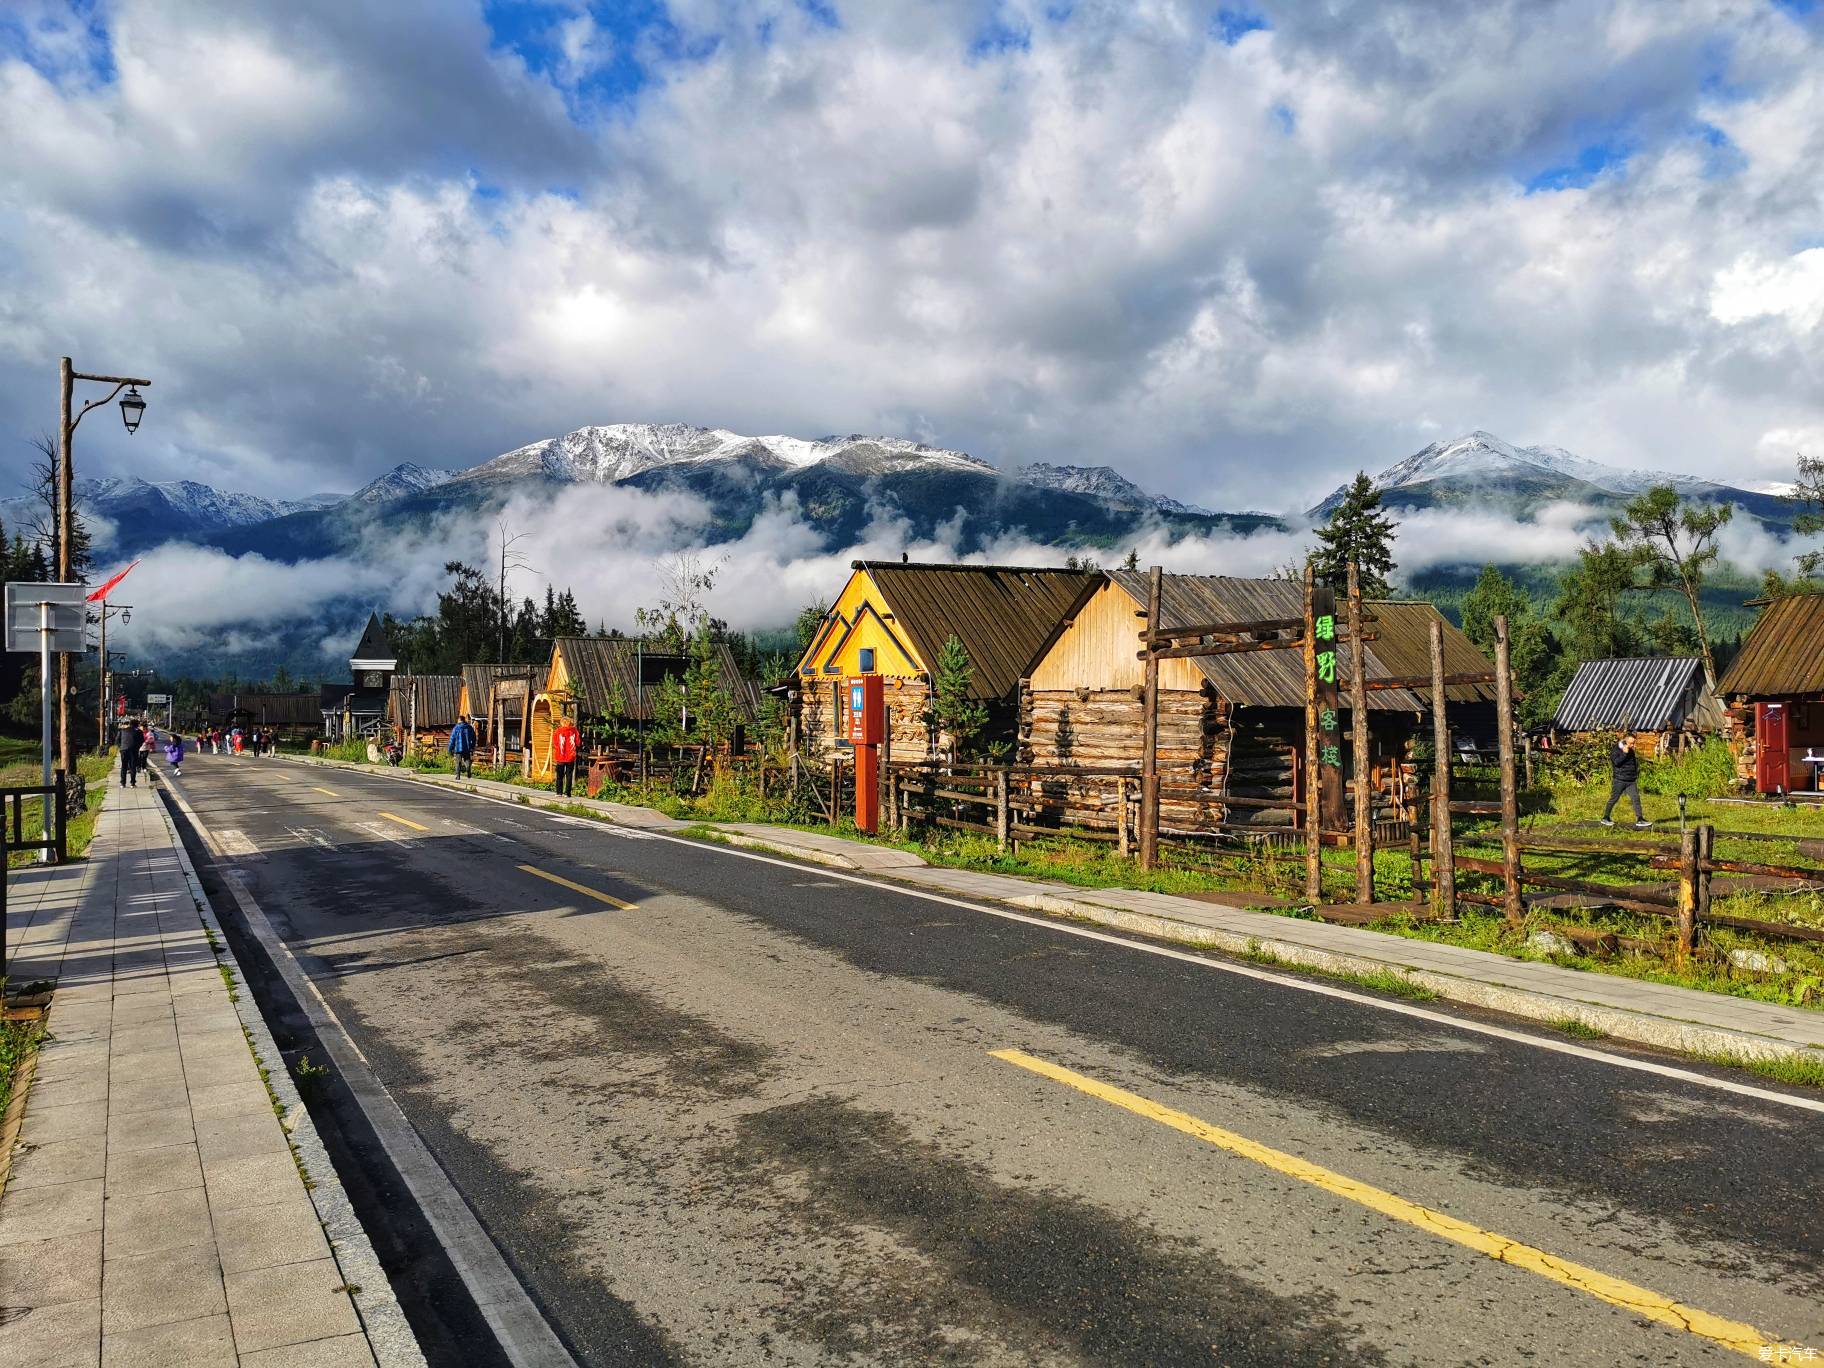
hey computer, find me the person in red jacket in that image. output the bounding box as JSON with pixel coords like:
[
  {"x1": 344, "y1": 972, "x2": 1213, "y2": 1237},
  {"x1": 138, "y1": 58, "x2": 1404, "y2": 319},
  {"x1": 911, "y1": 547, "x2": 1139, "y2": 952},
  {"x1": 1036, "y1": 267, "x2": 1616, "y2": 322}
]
[{"x1": 551, "y1": 715, "x2": 581, "y2": 797}]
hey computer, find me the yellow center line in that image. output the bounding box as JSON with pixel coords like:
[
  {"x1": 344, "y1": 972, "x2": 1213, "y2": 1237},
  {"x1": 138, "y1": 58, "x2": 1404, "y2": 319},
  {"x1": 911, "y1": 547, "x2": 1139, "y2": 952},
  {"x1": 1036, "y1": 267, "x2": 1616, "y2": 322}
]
[
  {"x1": 517, "y1": 864, "x2": 638, "y2": 911},
  {"x1": 376, "y1": 810, "x2": 430, "y2": 832},
  {"x1": 990, "y1": 1048, "x2": 1802, "y2": 1361},
  {"x1": 311, "y1": 786, "x2": 340, "y2": 798}
]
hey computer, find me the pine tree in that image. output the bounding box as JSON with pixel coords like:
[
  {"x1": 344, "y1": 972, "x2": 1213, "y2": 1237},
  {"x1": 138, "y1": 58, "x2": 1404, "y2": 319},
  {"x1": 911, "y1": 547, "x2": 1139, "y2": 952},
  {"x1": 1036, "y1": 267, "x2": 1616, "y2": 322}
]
[
  {"x1": 1311, "y1": 473, "x2": 1397, "y2": 595},
  {"x1": 925, "y1": 634, "x2": 987, "y2": 759},
  {"x1": 1460, "y1": 564, "x2": 1559, "y2": 723}
]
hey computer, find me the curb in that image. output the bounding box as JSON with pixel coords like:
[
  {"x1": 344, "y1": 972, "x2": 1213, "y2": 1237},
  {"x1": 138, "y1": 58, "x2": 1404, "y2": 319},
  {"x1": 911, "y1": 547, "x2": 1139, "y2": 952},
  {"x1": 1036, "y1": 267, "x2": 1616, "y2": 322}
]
[
  {"x1": 281, "y1": 755, "x2": 1824, "y2": 1073},
  {"x1": 153, "y1": 786, "x2": 428, "y2": 1368}
]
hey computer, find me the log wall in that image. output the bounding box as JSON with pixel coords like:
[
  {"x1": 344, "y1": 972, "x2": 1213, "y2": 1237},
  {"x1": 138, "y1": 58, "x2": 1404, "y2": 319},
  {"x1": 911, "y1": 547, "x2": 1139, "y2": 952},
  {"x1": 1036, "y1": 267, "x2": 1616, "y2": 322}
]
[
  {"x1": 797, "y1": 677, "x2": 937, "y2": 760},
  {"x1": 1024, "y1": 685, "x2": 1230, "y2": 829}
]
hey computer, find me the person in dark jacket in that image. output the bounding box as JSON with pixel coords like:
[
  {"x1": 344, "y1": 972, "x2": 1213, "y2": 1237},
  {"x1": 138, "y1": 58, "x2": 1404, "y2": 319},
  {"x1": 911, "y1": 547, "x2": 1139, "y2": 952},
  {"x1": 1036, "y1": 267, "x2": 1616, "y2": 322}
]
[
  {"x1": 1600, "y1": 734, "x2": 1650, "y2": 828},
  {"x1": 447, "y1": 715, "x2": 478, "y2": 778},
  {"x1": 117, "y1": 718, "x2": 143, "y2": 787}
]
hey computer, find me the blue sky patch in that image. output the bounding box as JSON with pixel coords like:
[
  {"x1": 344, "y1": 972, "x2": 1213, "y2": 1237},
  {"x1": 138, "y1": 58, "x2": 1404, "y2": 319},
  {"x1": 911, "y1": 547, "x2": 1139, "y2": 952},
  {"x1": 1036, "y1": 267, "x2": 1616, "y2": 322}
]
[
  {"x1": 970, "y1": 7, "x2": 1033, "y2": 58},
  {"x1": 0, "y1": 0, "x2": 115, "y2": 87},
  {"x1": 1213, "y1": 7, "x2": 1269, "y2": 44}
]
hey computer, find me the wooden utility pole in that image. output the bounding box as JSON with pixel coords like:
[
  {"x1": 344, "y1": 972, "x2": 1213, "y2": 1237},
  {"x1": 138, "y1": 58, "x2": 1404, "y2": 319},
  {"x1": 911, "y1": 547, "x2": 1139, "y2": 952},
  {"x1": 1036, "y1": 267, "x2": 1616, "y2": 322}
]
[
  {"x1": 1429, "y1": 618, "x2": 1455, "y2": 918},
  {"x1": 1676, "y1": 827, "x2": 1698, "y2": 964},
  {"x1": 1139, "y1": 566, "x2": 1163, "y2": 871},
  {"x1": 1303, "y1": 563, "x2": 1322, "y2": 905},
  {"x1": 1494, "y1": 614, "x2": 1523, "y2": 924},
  {"x1": 1347, "y1": 562, "x2": 1373, "y2": 903}
]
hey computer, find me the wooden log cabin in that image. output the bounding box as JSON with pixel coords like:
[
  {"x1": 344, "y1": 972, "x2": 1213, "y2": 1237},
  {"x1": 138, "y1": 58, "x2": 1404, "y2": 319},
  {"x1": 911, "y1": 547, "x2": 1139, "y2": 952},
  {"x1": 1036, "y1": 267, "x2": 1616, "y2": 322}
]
[
  {"x1": 793, "y1": 561, "x2": 1101, "y2": 761},
  {"x1": 1020, "y1": 573, "x2": 1495, "y2": 834},
  {"x1": 526, "y1": 636, "x2": 758, "y2": 782},
  {"x1": 1717, "y1": 592, "x2": 1824, "y2": 795},
  {"x1": 1549, "y1": 657, "x2": 1722, "y2": 758}
]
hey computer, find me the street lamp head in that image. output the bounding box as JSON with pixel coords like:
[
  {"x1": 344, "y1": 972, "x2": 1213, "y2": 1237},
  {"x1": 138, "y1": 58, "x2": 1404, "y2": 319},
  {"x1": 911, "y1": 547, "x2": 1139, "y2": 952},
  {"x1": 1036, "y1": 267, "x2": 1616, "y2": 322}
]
[
  {"x1": 121, "y1": 607, "x2": 131, "y2": 624},
  {"x1": 119, "y1": 386, "x2": 146, "y2": 434}
]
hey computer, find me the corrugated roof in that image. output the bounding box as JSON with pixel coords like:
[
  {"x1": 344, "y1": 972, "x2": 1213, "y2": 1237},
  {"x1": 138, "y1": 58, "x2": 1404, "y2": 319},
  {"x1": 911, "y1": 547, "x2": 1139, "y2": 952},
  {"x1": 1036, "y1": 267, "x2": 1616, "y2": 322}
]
[
  {"x1": 1717, "y1": 594, "x2": 1824, "y2": 698},
  {"x1": 1105, "y1": 573, "x2": 1489, "y2": 711},
  {"x1": 554, "y1": 637, "x2": 759, "y2": 723},
  {"x1": 460, "y1": 663, "x2": 536, "y2": 715},
  {"x1": 1553, "y1": 658, "x2": 1710, "y2": 732},
  {"x1": 856, "y1": 562, "x2": 1101, "y2": 700},
  {"x1": 389, "y1": 675, "x2": 462, "y2": 729}
]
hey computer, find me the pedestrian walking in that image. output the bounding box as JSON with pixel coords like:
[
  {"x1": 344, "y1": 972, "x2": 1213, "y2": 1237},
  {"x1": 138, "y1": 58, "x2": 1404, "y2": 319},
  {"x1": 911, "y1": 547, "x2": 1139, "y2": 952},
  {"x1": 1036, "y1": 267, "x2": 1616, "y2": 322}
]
[
  {"x1": 232, "y1": 728, "x2": 244, "y2": 755},
  {"x1": 139, "y1": 724, "x2": 157, "y2": 779},
  {"x1": 551, "y1": 715, "x2": 581, "y2": 797},
  {"x1": 1600, "y1": 734, "x2": 1651, "y2": 828},
  {"x1": 164, "y1": 731, "x2": 185, "y2": 777},
  {"x1": 448, "y1": 713, "x2": 478, "y2": 779},
  {"x1": 117, "y1": 716, "x2": 143, "y2": 788}
]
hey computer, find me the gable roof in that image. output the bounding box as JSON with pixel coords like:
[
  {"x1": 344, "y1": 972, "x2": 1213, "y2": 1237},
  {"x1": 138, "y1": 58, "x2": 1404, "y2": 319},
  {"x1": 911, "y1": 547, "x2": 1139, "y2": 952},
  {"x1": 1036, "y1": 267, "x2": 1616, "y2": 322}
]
[
  {"x1": 1717, "y1": 593, "x2": 1824, "y2": 698},
  {"x1": 350, "y1": 612, "x2": 395, "y2": 668},
  {"x1": 851, "y1": 562, "x2": 1101, "y2": 700},
  {"x1": 552, "y1": 637, "x2": 758, "y2": 723},
  {"x1": 1103, "y1": 572, "x2": 1490, "y2": 711},
  {"x1": 1553, "y1": 658, "x2": 1713, "y2": 732}
]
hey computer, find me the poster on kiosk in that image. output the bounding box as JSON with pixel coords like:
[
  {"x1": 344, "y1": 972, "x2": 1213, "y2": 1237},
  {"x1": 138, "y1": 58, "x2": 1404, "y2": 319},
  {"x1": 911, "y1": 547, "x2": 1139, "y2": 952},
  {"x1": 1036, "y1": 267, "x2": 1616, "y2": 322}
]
[{"x1": 847, "y1": 674, "x2": 884, "y2": 832}]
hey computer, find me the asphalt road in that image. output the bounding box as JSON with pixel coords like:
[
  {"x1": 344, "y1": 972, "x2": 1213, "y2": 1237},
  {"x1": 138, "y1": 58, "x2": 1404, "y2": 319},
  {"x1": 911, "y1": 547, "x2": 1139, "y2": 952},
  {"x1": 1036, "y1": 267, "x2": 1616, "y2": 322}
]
[{"x1": 164, "y1": 750, "x2": 1821, "y2": 1366}]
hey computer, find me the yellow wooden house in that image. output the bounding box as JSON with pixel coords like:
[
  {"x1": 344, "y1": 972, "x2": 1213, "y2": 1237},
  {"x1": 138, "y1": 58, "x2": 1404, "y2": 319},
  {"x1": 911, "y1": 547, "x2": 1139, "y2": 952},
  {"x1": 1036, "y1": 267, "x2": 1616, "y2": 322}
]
[{"x1": 793, "y1": 561, "x2": 1099, "y2": 760}]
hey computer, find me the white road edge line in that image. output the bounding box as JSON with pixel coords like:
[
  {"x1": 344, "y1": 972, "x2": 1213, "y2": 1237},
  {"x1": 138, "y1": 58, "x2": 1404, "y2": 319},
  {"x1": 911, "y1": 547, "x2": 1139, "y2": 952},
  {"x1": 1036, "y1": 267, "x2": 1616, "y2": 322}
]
[
  {"x1": 163, "y1": 779, "x2": 580, "y2": 1368},
  {"x1": 280, "y1": 759, "x2": 1824, "y2": 1118}
]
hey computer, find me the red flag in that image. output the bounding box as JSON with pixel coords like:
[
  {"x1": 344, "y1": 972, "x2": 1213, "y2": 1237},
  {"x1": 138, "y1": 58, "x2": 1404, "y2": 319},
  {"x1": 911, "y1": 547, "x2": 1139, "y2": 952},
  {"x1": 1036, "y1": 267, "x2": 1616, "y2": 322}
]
[{"x1": 87, "y1": 560, "x2": 139, "y2": 602}]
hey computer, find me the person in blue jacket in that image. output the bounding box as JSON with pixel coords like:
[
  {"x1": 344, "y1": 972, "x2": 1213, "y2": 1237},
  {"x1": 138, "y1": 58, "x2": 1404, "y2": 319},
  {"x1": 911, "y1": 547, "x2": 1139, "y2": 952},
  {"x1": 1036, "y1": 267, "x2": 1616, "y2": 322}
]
[{"x1": 448, "y1": 714, "x2": 478, "y2": 778}]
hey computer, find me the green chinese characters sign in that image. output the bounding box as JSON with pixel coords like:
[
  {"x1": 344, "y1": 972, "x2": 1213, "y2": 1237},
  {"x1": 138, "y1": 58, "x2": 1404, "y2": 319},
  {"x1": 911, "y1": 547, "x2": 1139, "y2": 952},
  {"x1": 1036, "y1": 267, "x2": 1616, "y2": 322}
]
[{"x1": 1312, "y1": 585, "x2": 1345, "y2": 830}]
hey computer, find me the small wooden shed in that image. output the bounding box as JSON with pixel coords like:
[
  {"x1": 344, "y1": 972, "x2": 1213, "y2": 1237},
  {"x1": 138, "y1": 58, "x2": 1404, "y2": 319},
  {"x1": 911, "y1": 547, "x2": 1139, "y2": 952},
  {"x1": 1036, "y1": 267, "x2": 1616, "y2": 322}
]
[
  {"x1": 792, "y1": 561, "x2": 1099, "y2": 761},
  {"x1": 388, "y1": 675, "x2": 462, "y2": 753},
  {"x1": 1551, "y1": 657, "x2": 1722, "y2": 756},
  {"x1": 459, "y1": 664, "x2": 539, "y2": 750}
]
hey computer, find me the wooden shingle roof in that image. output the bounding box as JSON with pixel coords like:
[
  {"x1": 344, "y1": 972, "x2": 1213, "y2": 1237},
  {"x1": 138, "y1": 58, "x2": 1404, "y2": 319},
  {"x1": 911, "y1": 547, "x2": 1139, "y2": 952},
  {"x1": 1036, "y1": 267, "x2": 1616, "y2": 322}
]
[
  {"x1": 854, "y1": 562, "x2": 1101, "y2": 700},
  {"x1": 1717, "y1": 593, "x2": 1824, "y2": 698},
  {"x1": 388, "y1": 675, "x2": 463, "y2": 729},
  {"x1": 554, "y1": 637, "x2": 758, "y2": 723},
  {"x1": 1104, "y1": 573, "x2": 1492, "y2": 711}
]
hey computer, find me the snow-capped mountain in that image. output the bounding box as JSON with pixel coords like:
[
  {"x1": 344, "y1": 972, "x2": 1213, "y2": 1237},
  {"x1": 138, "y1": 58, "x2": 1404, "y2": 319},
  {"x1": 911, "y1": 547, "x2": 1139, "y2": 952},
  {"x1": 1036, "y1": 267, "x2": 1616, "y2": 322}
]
[
  {"x1": 348, "y1": 463, "x2": 454, "y2": 505},
  {"x1": 1013, "y1": 462, "x2": 1217, "y2": 516},
  {"x1": 1309, "y1": 430, "x2": 1786, "y2": 521},
  {"x1": 452, "y1": 423, "x2": 996, "y2": 487}
]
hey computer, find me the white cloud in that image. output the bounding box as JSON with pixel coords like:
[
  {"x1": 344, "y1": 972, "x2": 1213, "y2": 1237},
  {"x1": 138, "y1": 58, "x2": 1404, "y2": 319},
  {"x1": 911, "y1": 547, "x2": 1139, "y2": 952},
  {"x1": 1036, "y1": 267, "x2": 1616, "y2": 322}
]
[{"x1": 1, "y1": 0, "x2": 1821, "y2": 520}]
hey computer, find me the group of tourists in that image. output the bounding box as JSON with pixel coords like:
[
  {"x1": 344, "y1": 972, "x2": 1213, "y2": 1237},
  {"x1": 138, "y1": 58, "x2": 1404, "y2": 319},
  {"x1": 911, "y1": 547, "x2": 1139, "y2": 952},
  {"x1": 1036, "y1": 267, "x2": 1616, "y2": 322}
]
[
  {"x1": 189, "y1": 726, "x2": 280, "y2": 756},
  {"x1": 115, "y1": 717, "x2": 184, "y2": 785}
]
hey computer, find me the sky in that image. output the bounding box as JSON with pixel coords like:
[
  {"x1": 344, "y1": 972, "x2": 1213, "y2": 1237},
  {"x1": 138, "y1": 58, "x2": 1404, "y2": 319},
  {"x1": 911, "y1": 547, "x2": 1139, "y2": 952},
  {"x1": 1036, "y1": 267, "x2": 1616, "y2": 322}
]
[{"x1": 1, "y1": 0, "x2": 1822, "y2": 660}]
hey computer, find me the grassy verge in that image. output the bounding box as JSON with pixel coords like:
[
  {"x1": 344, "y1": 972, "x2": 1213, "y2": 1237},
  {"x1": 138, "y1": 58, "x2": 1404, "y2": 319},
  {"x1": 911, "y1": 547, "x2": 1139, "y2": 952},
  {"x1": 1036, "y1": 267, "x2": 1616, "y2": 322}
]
[
  {"x1": 0, "y1": 1013, "x2": 44, "y2": 1119},
  {"x1": 3, "y1": 751, "x2": 112, "y2": 868}
]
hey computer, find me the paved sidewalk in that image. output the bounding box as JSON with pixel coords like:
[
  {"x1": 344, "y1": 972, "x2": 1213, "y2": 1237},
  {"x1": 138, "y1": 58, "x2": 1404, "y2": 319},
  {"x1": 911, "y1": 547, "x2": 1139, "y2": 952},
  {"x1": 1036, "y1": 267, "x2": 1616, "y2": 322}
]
[
  {"x1": 0, "y1": 781, "x2": 409, "y2": 1368},
  {"x1": 284, "y1": 756, "x2": 1824, "y2": 1066}
]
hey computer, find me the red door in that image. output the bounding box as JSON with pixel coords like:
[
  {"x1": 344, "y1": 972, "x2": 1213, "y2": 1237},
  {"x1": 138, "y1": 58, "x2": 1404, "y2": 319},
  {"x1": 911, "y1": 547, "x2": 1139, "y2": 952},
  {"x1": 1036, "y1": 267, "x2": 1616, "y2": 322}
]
[{"x1": 1755, "y1": 702, "x2": 1789, "y2": 794}]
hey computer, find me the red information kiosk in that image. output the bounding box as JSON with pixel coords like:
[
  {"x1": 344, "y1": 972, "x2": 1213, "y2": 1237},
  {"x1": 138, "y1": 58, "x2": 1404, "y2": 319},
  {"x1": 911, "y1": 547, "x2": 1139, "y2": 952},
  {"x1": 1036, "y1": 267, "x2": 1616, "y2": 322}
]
[{"x1": 847, "y1": 674, "x2": 884, "y2": 833}]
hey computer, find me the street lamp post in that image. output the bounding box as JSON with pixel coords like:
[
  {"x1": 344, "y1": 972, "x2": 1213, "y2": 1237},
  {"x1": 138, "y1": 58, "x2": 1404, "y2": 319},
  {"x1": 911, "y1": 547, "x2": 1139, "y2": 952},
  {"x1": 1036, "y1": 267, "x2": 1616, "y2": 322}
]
[
  {"x1": 92, "y1": 603, "x2": 133, "y2": 750},
  {"x1": 58, "y1": 357, "x2": 151, "y2": 772}
]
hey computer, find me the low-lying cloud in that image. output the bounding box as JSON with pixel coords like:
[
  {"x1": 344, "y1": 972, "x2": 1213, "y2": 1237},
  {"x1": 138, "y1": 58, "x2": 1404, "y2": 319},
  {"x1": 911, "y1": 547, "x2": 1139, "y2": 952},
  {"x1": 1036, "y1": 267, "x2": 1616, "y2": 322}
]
[{"x1": 101, "y1": 485, "x2": 1822, "y2": 671}]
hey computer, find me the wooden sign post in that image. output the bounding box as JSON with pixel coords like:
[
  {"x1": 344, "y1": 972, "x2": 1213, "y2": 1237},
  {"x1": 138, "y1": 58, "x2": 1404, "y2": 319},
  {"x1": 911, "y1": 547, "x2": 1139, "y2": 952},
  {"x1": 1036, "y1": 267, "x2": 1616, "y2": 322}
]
[
  {"x1": 1313, "y1": 584, "x2": 1345, "y2": 833},
  {"x1": 1347, "y1": 563, "x2": 1374, "y2": 904}
]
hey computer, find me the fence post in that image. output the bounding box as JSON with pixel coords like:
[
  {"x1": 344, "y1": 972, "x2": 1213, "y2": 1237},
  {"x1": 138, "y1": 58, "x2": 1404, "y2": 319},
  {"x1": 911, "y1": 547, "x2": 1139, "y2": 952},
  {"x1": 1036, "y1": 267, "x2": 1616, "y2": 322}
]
[
  {"x1": 1408, "y1": 795, "x2": 1425, "y2": 910},
  {"x1": 1117, "y1": 776, "x2": 1131, "y2": 858},
  {"x1": 1139, "y1": 566, "x2": 1163, "y2": 871},
  {"x1": 1676, "y1": 827, "x2": 1698, "y2": 964},
  {"x1": 1429, "y1": 619, "x2": 1456, "y2": 919},
  {"x1": 1696, "y1": 823, "x2": 1714, "y2": 934},
  {"x1": 1303, "y1": 563, "x2": 1322, "y2": 905},
  {"x1": 995, "y1": 767, "x2": 1010, "y2": 851},
  {"x1": 829, "y1": 755, "x2": 841, "y2": 825},
  {"x1": 1494, "y1": 615, "x2": 1523, "y2": 925},
  {"x1": 54, "y1": 769, "x2": 67, "y2": 864},
  {"x1": 1347, "y1": 562, "x2": 1373, "y2": 904}
]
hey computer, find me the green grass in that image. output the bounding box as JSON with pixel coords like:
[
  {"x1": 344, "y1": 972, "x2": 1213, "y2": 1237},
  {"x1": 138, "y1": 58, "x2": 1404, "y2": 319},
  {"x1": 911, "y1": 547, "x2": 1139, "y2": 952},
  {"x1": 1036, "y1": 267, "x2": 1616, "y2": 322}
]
[
  {"x1": 1548, "y1": 1016, "x2": 1607, "y2": 1039},
  {"x1": 4, "y1": 751, "x2": 112, "y2": 868},
  {"x1": 0, "y1": 1013, "x2": 43, "y2": 1120},
  {"x1": 1693, "y1": 1049, "x2": 1824, "y2": 1091}
]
